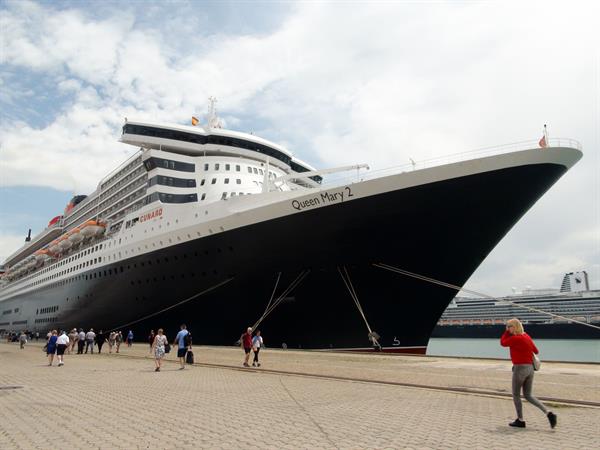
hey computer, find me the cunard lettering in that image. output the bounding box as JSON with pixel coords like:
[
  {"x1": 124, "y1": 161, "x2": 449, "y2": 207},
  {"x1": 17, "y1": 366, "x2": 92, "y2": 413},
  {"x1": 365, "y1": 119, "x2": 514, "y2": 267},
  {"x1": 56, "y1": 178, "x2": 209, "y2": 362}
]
[{"x1": 139, "y1": 207, "x2": 163, "y2": 223}]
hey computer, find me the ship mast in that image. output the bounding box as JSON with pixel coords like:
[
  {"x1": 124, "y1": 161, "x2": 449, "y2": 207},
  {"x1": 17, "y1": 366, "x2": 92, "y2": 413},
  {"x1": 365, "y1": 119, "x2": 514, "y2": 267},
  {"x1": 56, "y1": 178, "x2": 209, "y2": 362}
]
[{"x1": 205, "y1": 96, "x2": 222, "y2": 130}]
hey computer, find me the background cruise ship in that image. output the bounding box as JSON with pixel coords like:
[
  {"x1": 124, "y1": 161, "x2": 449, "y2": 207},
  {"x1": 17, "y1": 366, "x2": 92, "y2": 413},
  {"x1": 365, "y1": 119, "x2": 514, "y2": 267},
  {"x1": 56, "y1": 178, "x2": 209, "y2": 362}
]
[
  {"x1": 0, "y1": 102, "x2": 584, "y2": 353},
  {"x1": 433, "y1": 271, "x2": 600, "y2": 339}
]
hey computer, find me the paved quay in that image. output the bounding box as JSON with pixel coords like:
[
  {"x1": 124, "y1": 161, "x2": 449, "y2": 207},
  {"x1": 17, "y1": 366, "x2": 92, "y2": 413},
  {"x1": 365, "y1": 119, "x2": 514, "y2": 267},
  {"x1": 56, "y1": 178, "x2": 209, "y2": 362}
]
[{"x1": 1, "y1": 342, "x2": 598, "y2": 449}]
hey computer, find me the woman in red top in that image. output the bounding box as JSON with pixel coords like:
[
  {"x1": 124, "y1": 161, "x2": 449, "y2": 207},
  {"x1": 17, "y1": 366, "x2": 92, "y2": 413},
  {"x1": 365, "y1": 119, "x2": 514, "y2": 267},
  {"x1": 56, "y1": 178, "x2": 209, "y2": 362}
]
[{"x1": 501, "y1": 318, "x2": 557, "y2": 429}]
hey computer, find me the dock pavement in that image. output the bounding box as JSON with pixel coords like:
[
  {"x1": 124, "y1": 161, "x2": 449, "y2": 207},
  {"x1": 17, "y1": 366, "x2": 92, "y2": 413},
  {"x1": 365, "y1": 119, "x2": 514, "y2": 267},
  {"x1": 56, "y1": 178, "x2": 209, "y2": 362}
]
[{"x1": 1, "y1": 341, "x2": 598, "y2": 449}]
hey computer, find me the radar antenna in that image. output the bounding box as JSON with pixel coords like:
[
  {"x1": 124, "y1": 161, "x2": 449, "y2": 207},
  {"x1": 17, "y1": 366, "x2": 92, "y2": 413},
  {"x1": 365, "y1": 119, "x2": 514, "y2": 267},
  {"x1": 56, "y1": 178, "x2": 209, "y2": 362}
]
[{"x1": 206, "y1": 96, "x2": 222, "y2": 129}]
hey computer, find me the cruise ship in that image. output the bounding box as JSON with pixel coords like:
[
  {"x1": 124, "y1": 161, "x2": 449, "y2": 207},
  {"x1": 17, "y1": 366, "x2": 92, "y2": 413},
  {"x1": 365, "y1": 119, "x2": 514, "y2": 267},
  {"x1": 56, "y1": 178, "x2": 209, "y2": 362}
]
[
  {"x1": 0, "y1": 104, "x2": 584, "y2": 353},
  {"x1": 433, "y1": 271, "x2": 600, "y2": 339}
]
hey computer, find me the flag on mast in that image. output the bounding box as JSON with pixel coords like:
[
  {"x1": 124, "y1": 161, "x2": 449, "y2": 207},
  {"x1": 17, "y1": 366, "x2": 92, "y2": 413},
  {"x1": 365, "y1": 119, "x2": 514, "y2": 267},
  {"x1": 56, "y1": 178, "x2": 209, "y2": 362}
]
[
  {"x1": 538, "y1": 124, "x2": 548, "y2": 148},
  {"x1": 191, "y1": 116, "x2": 199, "y2": 126}
]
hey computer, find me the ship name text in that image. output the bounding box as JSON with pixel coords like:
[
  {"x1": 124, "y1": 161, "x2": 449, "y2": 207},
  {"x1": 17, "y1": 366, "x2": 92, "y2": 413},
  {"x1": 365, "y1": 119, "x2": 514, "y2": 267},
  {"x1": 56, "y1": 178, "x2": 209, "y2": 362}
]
[
  {"x1": 291, "y1": 186, "x2": 354, "y2": 211},
  {"x1": 139, "y1": 207, "x2": 163, "y2": 222}
]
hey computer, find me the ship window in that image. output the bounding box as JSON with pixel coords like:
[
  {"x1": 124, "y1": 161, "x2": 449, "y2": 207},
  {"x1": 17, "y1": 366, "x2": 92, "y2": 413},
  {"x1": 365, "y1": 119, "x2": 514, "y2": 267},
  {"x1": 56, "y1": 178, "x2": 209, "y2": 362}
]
[
  {"x1": 236, "y1": 179, "x2": 241, "y2": 184},
  {"x1": 148, "y1": 175, "x2": 196, "y2": 188},
  {"x1": 211, "y1": 178, "x2": 216, "y2": 184},
  {"x1": 231, "y1": 192, "x2": 236, "y2": 197},
  {"x1": 247, "y1": 167, "x2": 252, "y2": 173},
  {"x1": 221, "y1": 192, "x2": 227, "y2": 199},
  {"x1": 156, "y1": 192, "x2": 198, "y2": 203},
  {"x1": 236, "y1": 165, "x2": 240, "y2": 171},
  {"x1": 224, "y1": 178, "x2": 229, "y2": 184},
  {"x1": 201, "y1": 193, "x2": 206, "y2": 200},
  {"x1": 204, "y1": 163, "x2": 209, "y2": 171},
  {"x1": 259, "y1": 169, "x2": 264, "y2": 175},
  {"x1": 225, "y1": 164, "x2": 230, "y2": 171},
  {"x1": 215, "y1": 163, "x2": 220, "y2": 170},
  {"x1": 200, "y1": 179, "x2": 205, "y2": 186},
  {"x1": 143, "y1": 157, "x2": 195, "y2": 173},
  {"x1": 253, "y1": 168, "x2": 258, "y2": 174}
]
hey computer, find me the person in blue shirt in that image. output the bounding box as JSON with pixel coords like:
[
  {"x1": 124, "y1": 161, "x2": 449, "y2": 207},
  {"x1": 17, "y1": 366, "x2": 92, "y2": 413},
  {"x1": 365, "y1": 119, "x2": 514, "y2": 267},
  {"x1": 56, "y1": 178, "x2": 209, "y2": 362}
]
[
  {"x1": 127, "y1": 330, "x2": 134, "y2": 347},
  {"x1": 46, "y1": 330, "x2": 58, "y2": 366},
  {"x1": 173, "y1": 324, "x2": 190, "y2": 370}
]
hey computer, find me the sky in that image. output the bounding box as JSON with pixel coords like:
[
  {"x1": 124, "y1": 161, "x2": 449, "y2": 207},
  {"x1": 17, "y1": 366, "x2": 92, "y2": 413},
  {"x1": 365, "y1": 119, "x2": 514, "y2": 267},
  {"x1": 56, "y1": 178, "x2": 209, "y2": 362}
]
[{"x1": 0, "y1": 0, "x2": 598, "y2": 295}]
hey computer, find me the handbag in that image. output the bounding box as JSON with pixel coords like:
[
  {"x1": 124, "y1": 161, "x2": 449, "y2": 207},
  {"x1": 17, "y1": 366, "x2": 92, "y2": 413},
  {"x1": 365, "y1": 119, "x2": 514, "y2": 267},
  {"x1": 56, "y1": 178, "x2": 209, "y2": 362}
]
[
  {"x1": 164, "y1": 343, "x2": 171, "y2": 354},
  {"x1": 185, "y1": 350, "x2": 194, "y2": 364},
  {"x1": 533, "y1": 354, "x2": 541, "y2": 371}
]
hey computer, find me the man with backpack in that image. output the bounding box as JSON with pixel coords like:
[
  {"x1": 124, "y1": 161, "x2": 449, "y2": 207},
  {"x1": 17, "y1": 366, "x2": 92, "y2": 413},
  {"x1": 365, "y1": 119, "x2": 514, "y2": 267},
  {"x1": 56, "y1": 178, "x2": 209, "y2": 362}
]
[{"x1": 173, "y1": 324, "x2": 190, "y2": 370}]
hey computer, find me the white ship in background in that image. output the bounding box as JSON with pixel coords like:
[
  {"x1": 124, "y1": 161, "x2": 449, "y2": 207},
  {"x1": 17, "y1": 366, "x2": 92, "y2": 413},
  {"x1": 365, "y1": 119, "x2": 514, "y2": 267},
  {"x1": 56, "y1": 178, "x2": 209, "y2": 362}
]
[{"x1": 434, "y1": 271, "x2": 600, "y2": 339}]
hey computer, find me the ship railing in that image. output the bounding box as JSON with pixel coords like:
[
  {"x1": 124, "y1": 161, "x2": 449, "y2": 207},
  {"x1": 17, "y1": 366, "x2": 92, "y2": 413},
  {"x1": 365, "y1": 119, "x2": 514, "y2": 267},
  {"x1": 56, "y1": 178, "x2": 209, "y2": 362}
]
[{"x1": 317, "y1": 137, "x2": 582, "y2": 188}]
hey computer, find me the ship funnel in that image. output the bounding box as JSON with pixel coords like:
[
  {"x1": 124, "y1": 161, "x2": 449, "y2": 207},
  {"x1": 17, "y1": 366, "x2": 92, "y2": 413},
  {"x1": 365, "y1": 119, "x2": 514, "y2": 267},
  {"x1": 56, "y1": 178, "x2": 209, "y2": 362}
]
[{"x1": 25, "y1": 229, "x2": 32, "y2": 242}]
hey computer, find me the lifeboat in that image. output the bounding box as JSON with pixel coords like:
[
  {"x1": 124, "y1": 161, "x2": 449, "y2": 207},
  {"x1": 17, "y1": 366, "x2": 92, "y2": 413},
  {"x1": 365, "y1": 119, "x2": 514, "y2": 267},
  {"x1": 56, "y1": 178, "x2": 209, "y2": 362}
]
[
  {"x1": 67, "y1": 227, "x2": 84, "y2": 245},
  {"x1": 80, "y1": 220, "x2": 106, "y2": 238},
  {"x1": 25, "y1": 257, "x2": 37, "y2": 270},
  {"x1": 58, "y1": 235, "x2": 72, "y2": 251},
  {"x1": 49, "y1": 239, "x2": 61, "y2": 254},
  {"x1": 34, "y1": 249, "x2": 51, "y2": 266}
]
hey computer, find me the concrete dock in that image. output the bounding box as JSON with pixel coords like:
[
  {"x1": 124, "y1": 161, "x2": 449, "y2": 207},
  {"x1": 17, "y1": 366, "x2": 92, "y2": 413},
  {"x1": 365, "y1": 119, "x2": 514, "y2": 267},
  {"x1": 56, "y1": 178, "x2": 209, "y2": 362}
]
[{"x1": 1, "y1": 341, "x2": 598, "y2": 449}]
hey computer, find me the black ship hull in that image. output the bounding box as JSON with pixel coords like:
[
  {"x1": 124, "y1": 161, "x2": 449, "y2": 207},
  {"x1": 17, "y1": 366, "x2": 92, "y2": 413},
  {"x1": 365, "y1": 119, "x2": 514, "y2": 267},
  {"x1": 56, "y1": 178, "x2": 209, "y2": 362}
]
[
  {"x1": 3, "y1": 161, "x2": 569, "y2": 353},
  {"x1": 432, "y1": 323, "x2": 600, "y2": 339}
]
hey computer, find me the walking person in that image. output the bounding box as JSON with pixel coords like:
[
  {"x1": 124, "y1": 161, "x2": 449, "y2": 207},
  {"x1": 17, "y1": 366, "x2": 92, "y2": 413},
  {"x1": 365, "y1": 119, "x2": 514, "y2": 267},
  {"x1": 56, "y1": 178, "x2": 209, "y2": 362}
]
[
  {"x1": 19, "y1": 330, "x2": 27, "y2": 349},
  {"x1": 77, "y1": 328, "x2": 85, "y2": 354},
  {"x1": 85, "y1": 328, "x2": 96, "y2": 354},
  {"x1": 127, "y1": 330, "x2": 134, "y2": 347},
  {"x1": 68, "y1": 328, "x2": 78, "y2": 354},
  {"x1": 152, "y1": 328, "x2": 168, "y2": 372},
  {"x1": 252, "y1": 330, "x2": 263, "y2": 367},
  {"x1": 35, "y1": 331, "x2": 39, "y2": 342},
  {"x1": 148, "y1": 330, "x2": 155, "y2": 355},
  {"x1": 240, "y1": 327, "x2": 253, "y2": 367},
  {"x1": 173, "y1": 324, "x2": 189, "y2": 370},
  {"x1": 96, "y1": 330, "x2": 106, "y2": 354},
  {"x1": 108, "y1": 331, "x2": 116, "y2": 353},
  {"x1": 46, "y1": 330, "x2": 58, "y2": 366},
  {"x1": 501, "y1": 318, "x2": 557, "y2": 429},
  {"x1": 56, "y1": 330, "x2": 69, "y2": 366},
  {"x1": 115, "y1": 331, "x2": 123, "y2": 353}
]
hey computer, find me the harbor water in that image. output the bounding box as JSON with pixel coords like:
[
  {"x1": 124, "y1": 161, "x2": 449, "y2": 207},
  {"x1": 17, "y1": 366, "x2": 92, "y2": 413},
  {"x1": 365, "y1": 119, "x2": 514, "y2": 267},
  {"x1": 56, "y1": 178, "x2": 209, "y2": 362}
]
[{"x1": 427, "y1": 338, "x2": 600, "y2": 363}]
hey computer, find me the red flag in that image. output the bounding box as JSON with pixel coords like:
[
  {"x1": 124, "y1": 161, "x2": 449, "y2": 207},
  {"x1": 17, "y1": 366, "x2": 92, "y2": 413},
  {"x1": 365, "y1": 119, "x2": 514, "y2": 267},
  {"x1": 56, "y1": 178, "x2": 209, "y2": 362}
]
[{"x1": 538, "y1": 135, "x2": 547, "y2": 148}]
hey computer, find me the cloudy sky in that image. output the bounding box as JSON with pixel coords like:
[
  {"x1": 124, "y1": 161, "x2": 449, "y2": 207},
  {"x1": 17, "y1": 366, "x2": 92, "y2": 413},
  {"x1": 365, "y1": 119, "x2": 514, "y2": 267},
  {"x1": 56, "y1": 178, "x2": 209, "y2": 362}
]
[{"x1": 1, "y1": 0, "x2": 598, "y2": 295}]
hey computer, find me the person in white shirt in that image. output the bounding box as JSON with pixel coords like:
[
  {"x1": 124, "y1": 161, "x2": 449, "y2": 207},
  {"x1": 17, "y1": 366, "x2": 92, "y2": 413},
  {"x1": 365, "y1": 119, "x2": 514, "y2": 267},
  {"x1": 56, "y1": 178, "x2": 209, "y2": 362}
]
[
  {"x1": 56, "y1": 331, "x2": 70, "y2": 366},
  {"x1": 85, "y1": 328, "x2": 96, "y2": 354},
  {"x1": 252, "y1": 330, "x2": 263, "y2": 367}
]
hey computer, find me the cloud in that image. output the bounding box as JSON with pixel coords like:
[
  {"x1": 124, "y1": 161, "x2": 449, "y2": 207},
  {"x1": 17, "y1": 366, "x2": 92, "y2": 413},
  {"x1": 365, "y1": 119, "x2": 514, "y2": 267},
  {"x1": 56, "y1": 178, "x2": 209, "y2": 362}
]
[{"x1": 0, "y1": 234, "x2": 27, "y2": 264}]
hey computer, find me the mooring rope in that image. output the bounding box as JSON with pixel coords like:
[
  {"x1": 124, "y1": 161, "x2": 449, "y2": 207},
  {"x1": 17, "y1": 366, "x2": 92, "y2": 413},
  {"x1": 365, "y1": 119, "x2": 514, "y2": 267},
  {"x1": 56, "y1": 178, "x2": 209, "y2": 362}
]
[
  {"x1": 263, "y1": 272, "x2": 282, "y2": 319},
  {"x1": 251, "y1": 269, "x2": 311, "y2": 331},
  {"x1": 106, "y1": 276, "x2": 235, "y2": 333},
  {"x1": 374, "y1": 263, "x2": 600, "y2": 331},
  {"x1": 338, "y1": 266, "x2": 381, "y2": 348}
]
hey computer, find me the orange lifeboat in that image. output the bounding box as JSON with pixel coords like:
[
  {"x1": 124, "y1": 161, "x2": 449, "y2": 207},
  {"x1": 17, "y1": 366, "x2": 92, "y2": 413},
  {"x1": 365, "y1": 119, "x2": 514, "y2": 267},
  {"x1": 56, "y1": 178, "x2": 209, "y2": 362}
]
[
  {"x1": 58, "y1": 234, "x2": 72, "y2": 251},
  {"x1": 67, "y1": 227, "x2": 83, "y2": 245},
  {"x1": 48, "y1": 239, "x2": 61, "y2": 254},
  {"x1": 34, "y1": 249, "x2": 51, "y2": 265},
  {"x1": 80, "y1": 220, "x2": 106, "y2": 238}
]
